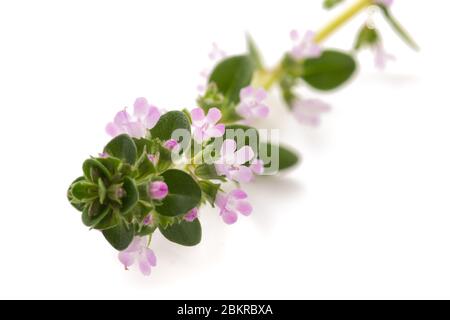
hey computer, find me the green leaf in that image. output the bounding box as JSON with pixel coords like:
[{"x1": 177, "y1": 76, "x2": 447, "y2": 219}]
[
  {"x1": 195, "y1": 164, "x2": 223, "y2": 180},
  {"x1": 120, "y1": 177, "x2": 138, "y2": 215},
  {"x1": 102, "y1": 221, "x2": 134, "y2": 251},
  {"x1": 259, "y1": 143, "x2": 300, "y2": 173},
  {"x1": 68, "y1": 177, "x2": 87, "y2": 211},
  {"x1": 94, "y1": 211, "x2": 120, "y2": 231},
  {"x1": 198, "y1": 180, "x2": 220, "y2": 207},
  {"x1": 378, "y1": 4, "x2": 419, "y2": 51},
  {"x1": 97, "y1": 178, "x2": 107, "y2": 204},
  {"x1": 301, "y1": 50, "x2": 357, "y2": 91},
  {"x1": 96, "y1": 157, "x2": 122, "y2": 176},
  {"x1": 82, "y1": 158, "x2": 112, "y2": 183},
  {"x1": 104, "y1": 134, "x2": 137, "y2": 165},
  {"x1": 82, "y1": 201, "x2": 110, "y2": 228},
  {"x1": 323, "y1": 0, "x2": 344, "y2": 9},
  {"x1": 246, "y1": 34, "x2": 264, "y2": 70},
  {"x1": 156, "y1": 169, "x2": 202, "y2": 217},
  {"x1": 134, "y1": 149, "x2": 156, "y2": 181},
  {"x1": 354, "y1": 25, "x2": 379, "y2": 51},
  {"x1": 150, "y1": 111, "x2": 191, "y2": 141},
  {"x1": 209, "y1": 55, "x2": 255, "y2": 104},
  {"x1": 71, "y1": 180, "x2": 98, "y2": 202},
  {"x1": 159, "y1": 219, "x2": 202, "y2": 246}
]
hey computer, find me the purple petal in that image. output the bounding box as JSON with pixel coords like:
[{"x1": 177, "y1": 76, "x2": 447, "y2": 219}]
[
  {"x1": 184, "y1": 208, "x2": 198, "y2": 222},
  {"x1": 214, "y1": 163, "x2": 231, "y2": 179},
  {"x1": 215, "y1": 192, "x2": 228, "y2": 211},
  {"x1": 145, "y1": 248, "x2": 157, "y2": 267},
  {"x1": 222, "y1": 210, "x2": 238, "y2": 224},
  {"x1": 254, "y1": 88, "x2": 267, "y2": 102},
  {"x1": 206, "y1": 124, "x2": 225, "y2": 138},
  {"x1": 250, "y1": 159, "x2": 264, "y2": 174},
  {"x1": 125, "y1": 122, "x2": 146, "y2": 138},
  {"x1": 144, "y1": 106, "x2": 161, "y2": 129},
  {"x1": 290, "y1": 29, "x2": 299, "y2": 41},
  {"x1": 206, "y1": 107, "x2": 222, "y2": 124},
  {"x1": 118, "y1": 251, "x2": 135, "y2": 269},
  {"x1": 232, "y1": 165, "x2": 253, "y2": 183},
  {"x1": 106, "y1": 122, "x2": 120, "y2": 137},
  {"x1": 191, "y1": 108, "x2": 205, "y2": 122},
  {"x1": 193, "y1": 127, "x2": 205, "y2": 143},
  {"x1": 163, "y1": 139, "x2": 179, "y2": 151},
  {"x1": 236, "y1": 201, "x2": 252, "y2": 216},
  {"x1": 303, "y1": 30, "x2": 315, "y2": 43},
  {"x1": 137, "y1": 255, "x2": 152, "y2": 276},
  {"x1": 234, "y1": 146, "x2": 255, "y2": 165},
  {"x1": 236, "y1": 104, "x2": 251, "y2": 118},
  {"x1": 113, "y1": 110, "x2": 130, "y2": 126},
  {"x1": 239, "y1": 86, "x2": 254, "y2": 101},
  {"x1": 133, "y1": 97, "x2": 150, "y2": 118},
  {"x1": 220, "y1": 139, "x2": 237, "y2": 158},
  {"x1": 254, "y1": 105, "x2": 270, "y2": 118},
  {"x1": 229, "y1": 188, "x2": 248, "y2": 200},
  {"x1": 143, "y1": 214, "x2": 153, "y2": 225},
  {"x1": 149, "y1": 181, "x2": 169, "y2": 200}
]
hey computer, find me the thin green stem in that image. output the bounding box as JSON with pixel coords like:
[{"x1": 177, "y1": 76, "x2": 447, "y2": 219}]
[
  {"x1": 258, "y1": 0, "x2": 374, "y2": 90},
  {"x1": 314, "y1": 0, "x2": 373, "y2": 43}
]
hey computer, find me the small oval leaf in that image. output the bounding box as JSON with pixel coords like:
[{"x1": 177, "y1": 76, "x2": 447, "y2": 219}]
[{"x1": 159, "y1": 219, "x2": 202, "y2": 246}]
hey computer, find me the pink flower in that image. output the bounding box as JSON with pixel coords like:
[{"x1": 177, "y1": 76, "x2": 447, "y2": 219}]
[
  {"x1": 290, "y1": 30, "x2": 322, "y2": 60},
  {"x1": 215, "y1": 189, "x2": 252, "y2": 224},
  {"x1": 191, "y1": 107, "x2": 225, "y2": 143},
  {"x1": 184, "y1": 208, "x2": 198, "y2": 222},
  {"x1": 118, "y1": 237, "x2": 156, "y2": 276},
  {"x1": 208, "y1": 42, "x2": 227, "y2": 61},
  {"x1": 292, "y1": 98, "x2": 331, "y2": 127},
  {"x1": 198, "y1": 43, "x2": 227, "y2": 93},
  {"x1": 147, "y1": 154, "x2": 158, "y2": 164},
  {"x1": 236, "y1": 86, "x2": 270, "y2": 120},
  {"x1": 143, "y1": 214, "x2": 153, "y2": 226},
  {"x1": 373, "y1": 43, "x2": 395, "y2": 70},
  {"x1": 149, "y1": 181, "x2": 168, "y2": 200},
  {"x1": 250, "y1": 158, "x2": 264, "y2": 175},
  {"x1": 376, "y1": 0, "x2": 393, "y2": 7},
  {"x1": 214, "y1": 139, "x2": 255, "y2": 183},
  {"x1": 163, "y1": 139, "x2": 179, "y2": 151},
  {"x1": 106, "y1": 97, "x2": 161, "y2": 138}
]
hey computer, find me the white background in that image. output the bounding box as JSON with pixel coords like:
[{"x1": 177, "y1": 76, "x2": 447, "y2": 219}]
[{"x1": 0, "y1": 0, "x2": 448, "y2": 299}]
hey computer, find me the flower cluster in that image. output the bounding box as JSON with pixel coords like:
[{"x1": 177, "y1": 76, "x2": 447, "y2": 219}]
[{"x1": 67, "y1": 0, "x2": 416, "y2": 276}]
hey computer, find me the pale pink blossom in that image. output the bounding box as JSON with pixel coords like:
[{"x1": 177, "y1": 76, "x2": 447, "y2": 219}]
[
  {"x1": 118, "y1": 237, "x2": 156, "y2": 276},
  {"x1": 163, "y1": 139, "x2": 179, "y2": 151},
  {"x1": 197, "y1": 43, "x2": 227, "y2": 93},
  {"x1": 149, "y1": 181, "x2": 168, "y2": 200},
  {"x1": 292, "y1": 98, "x2": 331, "y2": 127},
  {"x1": 290, "y1": 30, "x2": 322, "y2": 60},
  {"x1": 214, "y1": 139, "x2": 255, "y2": 183},
  {"x1": 236, "y1": 86, "x2": 270, "y2": 120},
  {"x1": 106, "y1": 98, "x2": 161, "y2": 138},
  {"x1": 215, "y1": 189, "x2": 252, "y2": 224},
  {"x1": 250, "y1": 158, "x2": 264, "y2": 175},
  {"x1": 373, "y1": 43, "x2": 395, "y2": 69},
  {"x1": 191, "y1": 107, "x2": 225, "y2": 143},
  {"x1": 184, "y1": 208, "x2": 198, "y2": 222},
  {"x1": 143, "y1": 214, "x2": 154, "y2": 226}
]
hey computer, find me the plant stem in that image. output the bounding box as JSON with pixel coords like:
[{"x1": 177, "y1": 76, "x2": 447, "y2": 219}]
[
  {"x1": 259, "y1": 0, "x2": 373, "y2": 90},
  {"x1": 314, "y1": 0, "x2": 373, "y2": 43}
]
